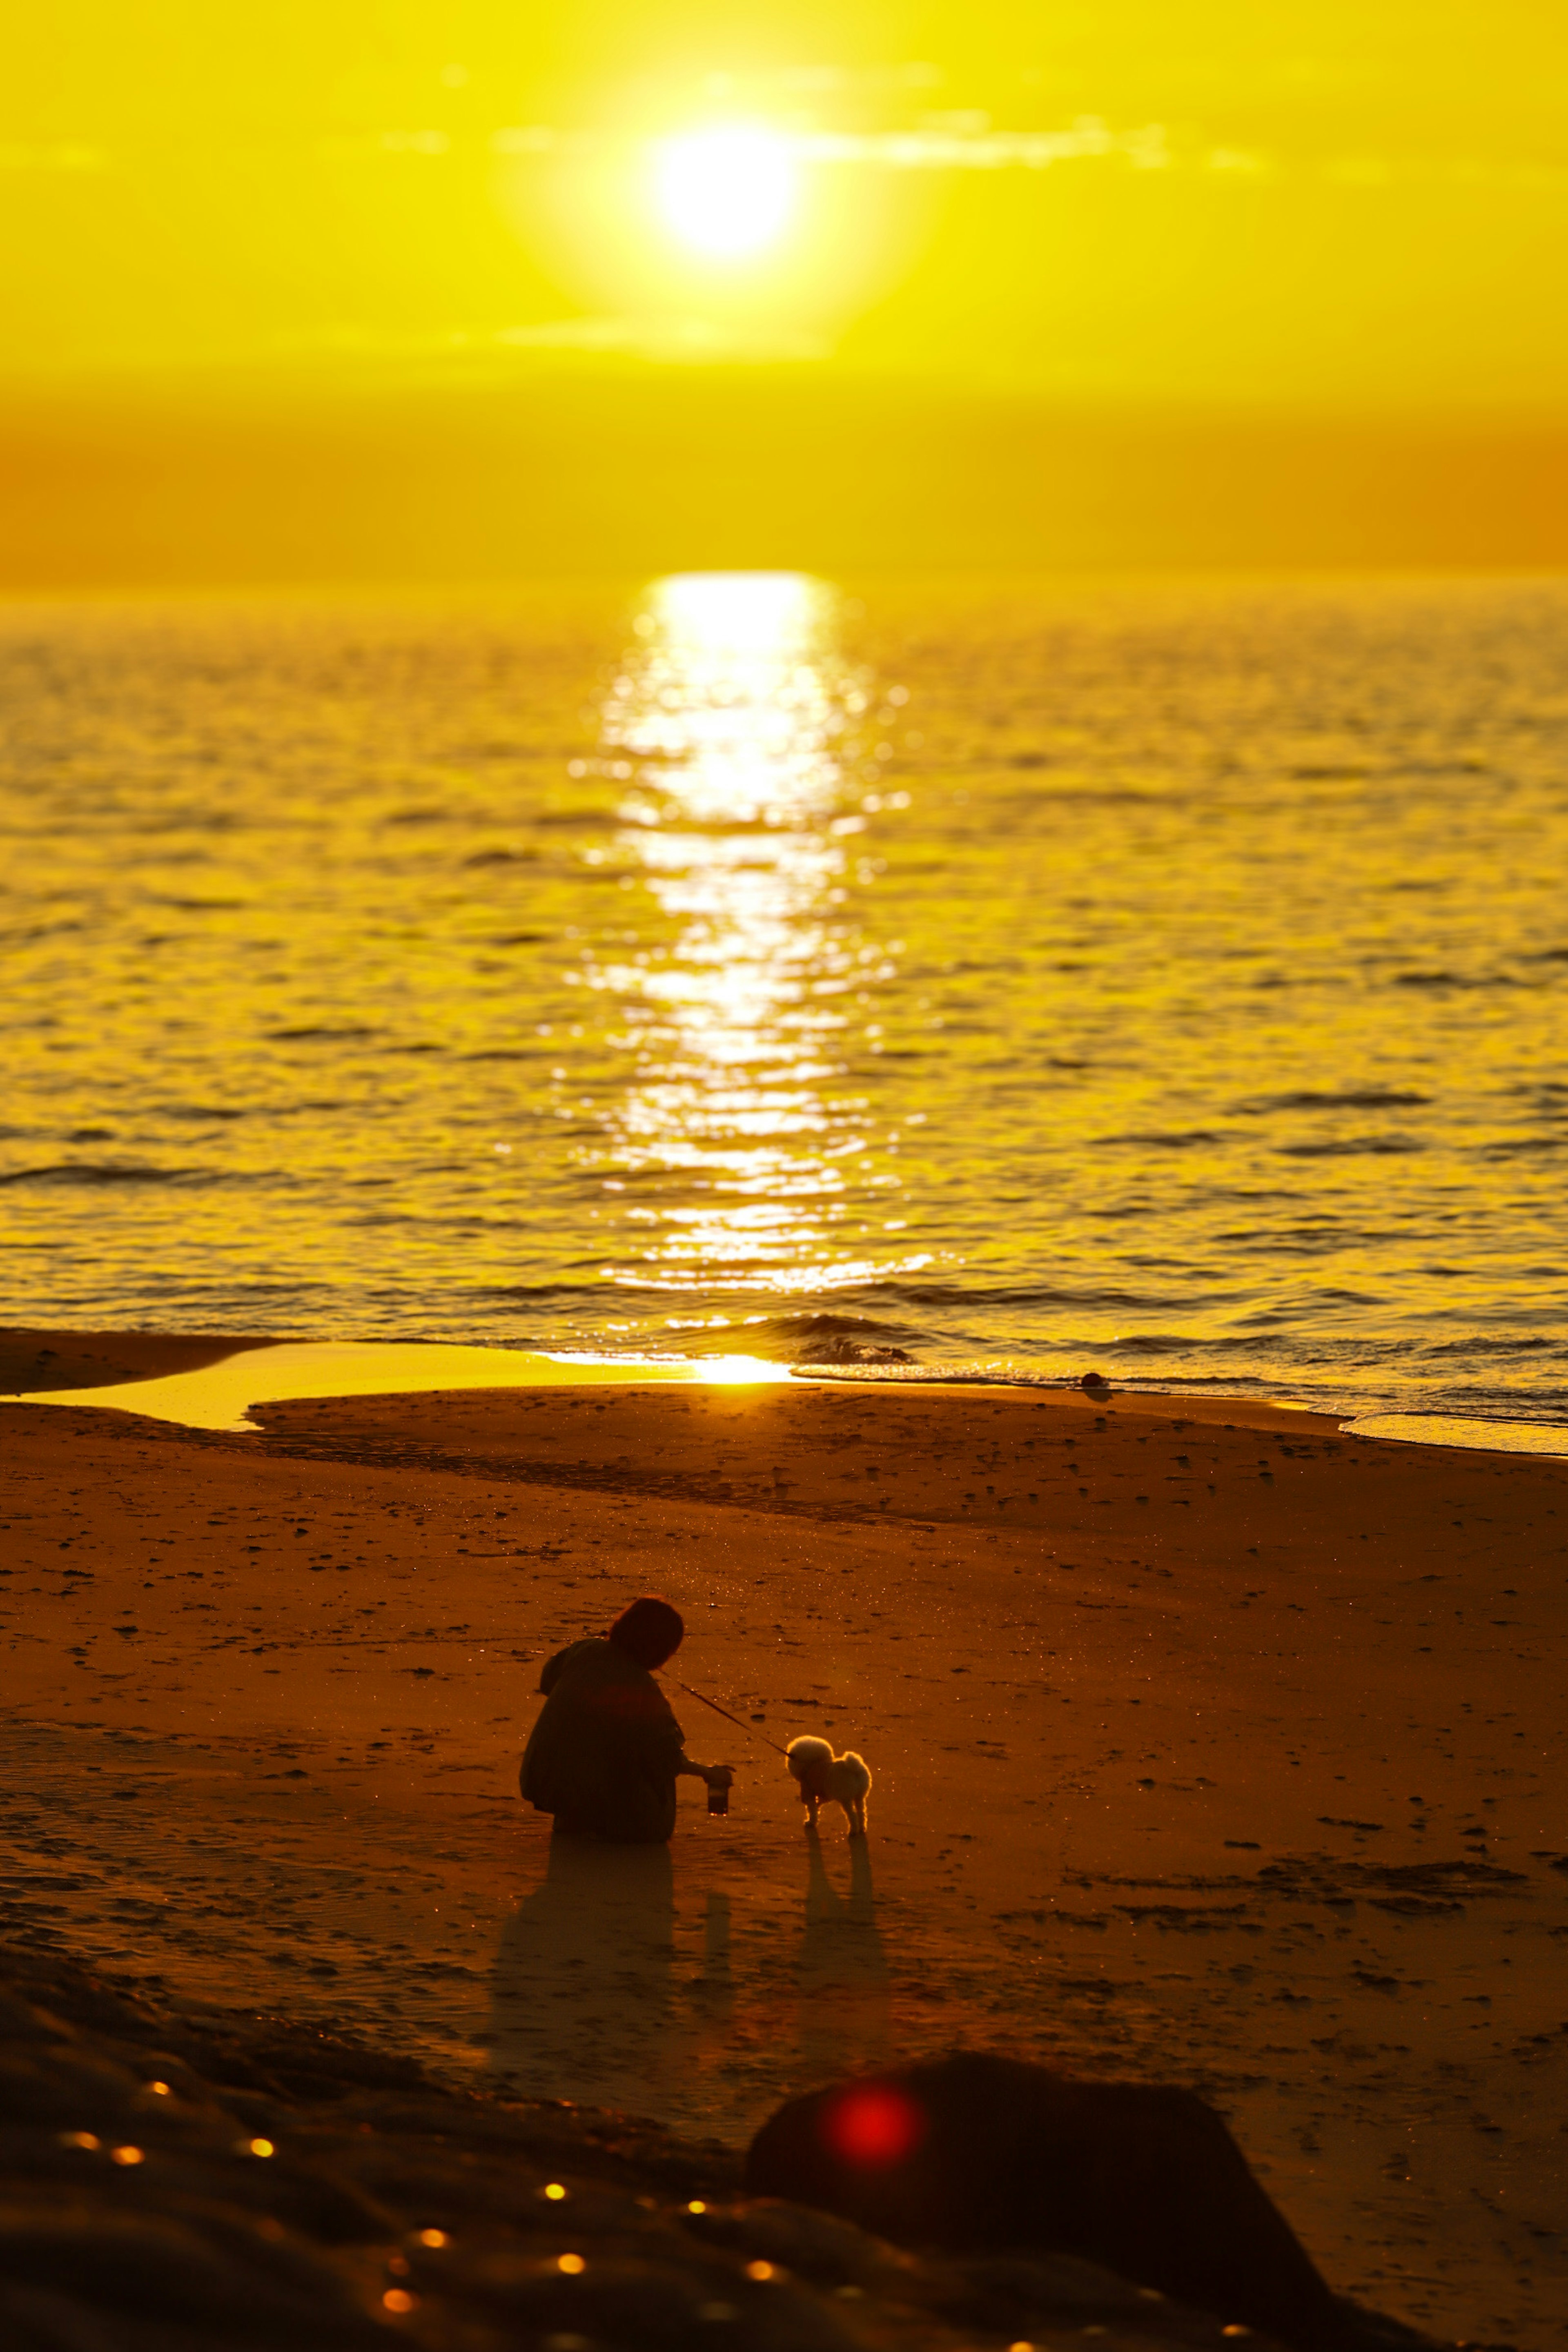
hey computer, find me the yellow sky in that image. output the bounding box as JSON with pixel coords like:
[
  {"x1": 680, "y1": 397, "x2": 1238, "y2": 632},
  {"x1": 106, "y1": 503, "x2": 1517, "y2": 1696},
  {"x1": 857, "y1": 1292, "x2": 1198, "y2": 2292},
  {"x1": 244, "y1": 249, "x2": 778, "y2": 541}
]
[{"x1": 5, "y1": 4, "x2": 1568, "y2": 575}]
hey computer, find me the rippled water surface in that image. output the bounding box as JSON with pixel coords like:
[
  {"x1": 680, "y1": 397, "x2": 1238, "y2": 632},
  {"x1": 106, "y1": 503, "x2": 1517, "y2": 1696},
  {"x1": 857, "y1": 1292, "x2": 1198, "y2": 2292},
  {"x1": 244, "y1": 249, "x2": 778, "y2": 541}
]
[{"x1": 4, "y1": 573, "x2": 1566, "y2": 1421}]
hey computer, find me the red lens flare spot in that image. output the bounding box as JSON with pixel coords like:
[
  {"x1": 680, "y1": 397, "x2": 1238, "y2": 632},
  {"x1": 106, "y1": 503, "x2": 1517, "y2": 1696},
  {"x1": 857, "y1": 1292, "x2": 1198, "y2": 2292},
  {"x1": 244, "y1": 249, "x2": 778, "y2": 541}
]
[{"x1": 822, "y1": 2085, "x2": 927, "y2": 2167}]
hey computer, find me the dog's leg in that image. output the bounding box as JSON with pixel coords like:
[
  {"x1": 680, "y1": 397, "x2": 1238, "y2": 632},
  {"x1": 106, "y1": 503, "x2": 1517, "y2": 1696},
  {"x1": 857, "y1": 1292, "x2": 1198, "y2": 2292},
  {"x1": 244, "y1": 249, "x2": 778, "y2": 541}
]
[
  {"x1": 848, "y1": 1794, "x2": 866, "y2": 1838},
  {"x1": 805, "y1": 1793, "x2": 820, "y2": 1831}
]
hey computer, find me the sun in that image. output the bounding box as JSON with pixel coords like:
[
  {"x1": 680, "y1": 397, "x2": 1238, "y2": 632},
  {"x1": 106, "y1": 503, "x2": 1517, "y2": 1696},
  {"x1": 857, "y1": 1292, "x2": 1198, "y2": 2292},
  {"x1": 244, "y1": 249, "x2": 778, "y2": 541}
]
[{"x1": 651, "y1": 125, "x2": 799, "y2": 261}]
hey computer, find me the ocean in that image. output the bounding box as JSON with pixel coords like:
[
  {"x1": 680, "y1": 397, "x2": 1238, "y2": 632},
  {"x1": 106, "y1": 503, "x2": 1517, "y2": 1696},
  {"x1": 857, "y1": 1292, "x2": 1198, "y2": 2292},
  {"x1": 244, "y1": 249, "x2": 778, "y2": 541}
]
[{"x1": 4, "y1": 572, "x2": 1566, "y2": 1427}]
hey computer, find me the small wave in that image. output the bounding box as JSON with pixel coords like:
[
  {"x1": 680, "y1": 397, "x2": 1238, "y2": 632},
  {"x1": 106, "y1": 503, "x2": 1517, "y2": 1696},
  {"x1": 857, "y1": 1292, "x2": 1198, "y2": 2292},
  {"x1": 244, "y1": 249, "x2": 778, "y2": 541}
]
[
  {"x1": 768, "y1": 1311, "x2": 915, "y2": 1364},
  {"x1": 1279, "y1": 1137, "x2": 1425, "y2": 1158},
  {"x1": 793, "y1": 1357, "x2": 1311, "y2": 1398},
  {"x1": 476, "y1": 1282, "x2": 608, "y2": 1303},
  {"x1": 1394, "y1": 758, "x2": 1490, "y2": 776},
  {"x1": 1243, "y1": 1089, "x2": 1432, "y2": 1113},
  {"x1": 264, "y1": 1025, "x2": 379, "y2": 1042},
  {"x1": 1422, "y1": 1334, "x2": 1559, "y2": 1358},
  {"x1": 866, "y1": 1280, "x2": 1178, "y2": 1312},
  {"x1": 526, "y1": 808, "x2": 624, "y2": 830},
  {"x1": 662, "y1": 1311, "x2": 920, "y2": 1364},
  {"x1": 1346, "y1": 1413, "x2": 1568, "y2": 1457},
  {"x1": 1105, "y1": 1332, "x2": 1298, "y2": 1356},
  {"x1": 797, "y1": 1359, "x2": 1067, "y2": 1389},
  {"x1": 1392, "y1": 970, "x2": 1518, "y2": 990},
  {"x1": 793, "y1": 1336, "x2": 912, "y2": 1365},
  {"x1": 0, "y1": 1162, "x2": 193, "y2": 1187},
  {"x1": 1091, "y1": 1129, "x2": 1227, "y2": 1150}
]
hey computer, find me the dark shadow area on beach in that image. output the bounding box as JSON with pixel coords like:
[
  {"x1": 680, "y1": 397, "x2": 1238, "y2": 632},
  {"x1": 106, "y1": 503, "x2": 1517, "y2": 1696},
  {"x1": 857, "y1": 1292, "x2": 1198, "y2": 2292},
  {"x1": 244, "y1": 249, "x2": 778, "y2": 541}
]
[
  {"x1": 797, "y1": 1830, "x2": 892, "y2": 2081},
  {"x1": 483, "y1": 1827, "x2": 894, "y2": 2125},
  {"x1": 487, "y1": 1833, "x2": 683, "y2": 2109},
  {"x1": 0, "y1": 1325, "x2": 282, "y2": 1395}
]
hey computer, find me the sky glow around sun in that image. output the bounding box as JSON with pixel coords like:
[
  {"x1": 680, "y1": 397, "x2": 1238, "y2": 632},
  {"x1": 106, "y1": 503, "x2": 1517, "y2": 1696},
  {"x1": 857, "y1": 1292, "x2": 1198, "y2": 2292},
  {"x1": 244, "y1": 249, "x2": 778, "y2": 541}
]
[
  {"x1": 7, "y1": 4, "x2": 1568, "y2": 575},
  {"x1": 652, "y1": 125, "x2": 799, "y2": 259}
]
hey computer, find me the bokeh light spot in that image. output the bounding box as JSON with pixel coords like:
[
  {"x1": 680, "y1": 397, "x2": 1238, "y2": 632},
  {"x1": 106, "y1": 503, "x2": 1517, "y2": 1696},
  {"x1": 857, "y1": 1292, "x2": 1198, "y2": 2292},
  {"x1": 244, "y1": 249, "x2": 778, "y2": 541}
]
[{"x1": 822, "y1": 2083, "x2": 927, "y2": 2167}]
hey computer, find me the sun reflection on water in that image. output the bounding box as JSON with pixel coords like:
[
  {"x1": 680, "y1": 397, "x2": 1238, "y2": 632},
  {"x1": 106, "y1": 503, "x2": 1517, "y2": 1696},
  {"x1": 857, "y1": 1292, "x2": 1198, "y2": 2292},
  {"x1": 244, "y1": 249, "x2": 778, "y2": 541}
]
[{"x1": 583, "y1": 572, "x2": 926, "y2": 1323}]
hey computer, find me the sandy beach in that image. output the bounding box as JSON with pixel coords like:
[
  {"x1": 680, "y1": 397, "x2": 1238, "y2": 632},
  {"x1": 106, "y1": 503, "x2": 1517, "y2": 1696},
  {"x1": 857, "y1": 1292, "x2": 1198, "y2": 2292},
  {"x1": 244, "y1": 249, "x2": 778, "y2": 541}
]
[{"x1": 3, "y1": 1338, "x2": 1565, "y2": 2347}]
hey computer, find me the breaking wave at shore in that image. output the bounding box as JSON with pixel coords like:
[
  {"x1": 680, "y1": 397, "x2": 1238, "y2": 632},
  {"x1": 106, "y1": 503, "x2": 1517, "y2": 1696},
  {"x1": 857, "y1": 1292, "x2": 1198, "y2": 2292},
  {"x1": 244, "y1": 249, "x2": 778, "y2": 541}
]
[{"x1": 4, "y1": 574, "x2": 1567, "y2": 1432}]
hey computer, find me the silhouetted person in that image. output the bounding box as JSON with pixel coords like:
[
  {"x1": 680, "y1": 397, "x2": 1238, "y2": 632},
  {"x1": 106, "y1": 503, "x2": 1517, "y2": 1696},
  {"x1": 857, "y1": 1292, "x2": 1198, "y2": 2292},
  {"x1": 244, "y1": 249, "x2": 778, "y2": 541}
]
[{"x1": 520, "y1": 1595, "x2": 731, "y2": 1843}]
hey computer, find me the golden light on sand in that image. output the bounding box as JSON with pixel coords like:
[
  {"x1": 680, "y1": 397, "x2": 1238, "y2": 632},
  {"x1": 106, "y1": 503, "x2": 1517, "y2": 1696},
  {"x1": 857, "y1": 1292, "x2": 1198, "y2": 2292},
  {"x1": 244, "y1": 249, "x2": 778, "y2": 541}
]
[
  {"x1": 651, "y1": 125, "x2": 798, "y2": 260},
  {"x1": 699, "y1": 1354, "x2": 793, "y2": 1384}
]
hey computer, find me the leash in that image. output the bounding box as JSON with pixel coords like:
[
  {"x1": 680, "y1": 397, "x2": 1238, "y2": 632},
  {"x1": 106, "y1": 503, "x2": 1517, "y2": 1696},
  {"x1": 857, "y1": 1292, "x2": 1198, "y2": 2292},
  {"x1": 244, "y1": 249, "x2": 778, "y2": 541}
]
[{"x1": 675, "y1": 1679, "x2": 791, "y2": 1759}]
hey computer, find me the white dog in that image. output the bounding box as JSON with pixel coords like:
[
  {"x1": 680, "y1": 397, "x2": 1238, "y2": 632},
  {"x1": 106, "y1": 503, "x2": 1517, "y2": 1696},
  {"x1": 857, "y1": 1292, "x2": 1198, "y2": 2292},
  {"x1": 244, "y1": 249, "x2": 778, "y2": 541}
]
[{"x1": 785, "y1": 1735, "x2": 872, "y2": 1838}]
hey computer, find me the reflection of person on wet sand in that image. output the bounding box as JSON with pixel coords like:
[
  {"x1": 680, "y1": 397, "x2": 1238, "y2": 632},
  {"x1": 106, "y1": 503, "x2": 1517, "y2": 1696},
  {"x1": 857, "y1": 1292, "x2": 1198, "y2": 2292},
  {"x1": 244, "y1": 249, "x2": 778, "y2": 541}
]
[
  {"x1": 520, "y1": 1595, "x2": 732, "y2": 1842},
  {"x1": 487, "y1": 1832, "x2": 680, "y2": 2102}
]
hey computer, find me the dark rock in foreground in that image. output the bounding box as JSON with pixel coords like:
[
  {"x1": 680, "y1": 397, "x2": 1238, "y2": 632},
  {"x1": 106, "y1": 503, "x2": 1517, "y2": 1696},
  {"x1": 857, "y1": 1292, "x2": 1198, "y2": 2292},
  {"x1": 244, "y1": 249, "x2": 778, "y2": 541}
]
[
  {"x1": 0, "y1": 1943, "x2": 1461, "y2": 2352},
  {"x1": 746, "y1": 2053, "x2": 1369, "y2": 2350}
]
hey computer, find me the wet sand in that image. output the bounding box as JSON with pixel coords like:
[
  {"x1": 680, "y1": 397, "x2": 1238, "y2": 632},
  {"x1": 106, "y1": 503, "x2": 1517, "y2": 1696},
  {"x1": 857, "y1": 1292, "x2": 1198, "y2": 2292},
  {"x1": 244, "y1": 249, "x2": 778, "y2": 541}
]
[
  {"x1": 0, "y1": 1324, "x2": 288, "y2": 1395},
  {"x1": 2, "y1": 1344, "x2": 1565, "y2": 2345}
]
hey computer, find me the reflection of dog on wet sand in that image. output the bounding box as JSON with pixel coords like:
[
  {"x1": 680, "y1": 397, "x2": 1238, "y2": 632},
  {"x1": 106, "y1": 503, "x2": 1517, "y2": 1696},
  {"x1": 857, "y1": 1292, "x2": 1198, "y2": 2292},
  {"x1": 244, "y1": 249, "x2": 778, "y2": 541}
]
[{"x1": 786, "y1": 1736, "x2": 871, "y2": 1837}]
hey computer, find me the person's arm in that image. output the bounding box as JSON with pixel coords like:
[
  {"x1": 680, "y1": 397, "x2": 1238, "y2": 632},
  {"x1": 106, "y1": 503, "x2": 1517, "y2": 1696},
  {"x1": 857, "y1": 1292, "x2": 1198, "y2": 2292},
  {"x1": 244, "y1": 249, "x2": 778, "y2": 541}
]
[{"x1": 661, "y1": 1698, "x2": 729, "y2": 1788}]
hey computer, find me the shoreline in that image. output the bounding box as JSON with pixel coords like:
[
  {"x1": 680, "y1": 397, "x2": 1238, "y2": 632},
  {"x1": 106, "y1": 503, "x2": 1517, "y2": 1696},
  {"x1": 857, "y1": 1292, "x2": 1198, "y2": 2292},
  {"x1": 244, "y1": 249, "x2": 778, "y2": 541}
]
[
  {"x1": 6, "y1": 1324, "x2": 1566, "y2": 1462},
  {"x1": 3, "y1": 1327, "x2": 1566, "y2": 2343}
]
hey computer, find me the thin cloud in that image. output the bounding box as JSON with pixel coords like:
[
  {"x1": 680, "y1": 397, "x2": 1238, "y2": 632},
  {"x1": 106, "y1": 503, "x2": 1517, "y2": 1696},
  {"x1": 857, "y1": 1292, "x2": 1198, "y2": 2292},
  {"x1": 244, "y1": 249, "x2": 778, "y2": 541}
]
[
  {"x1": 0, "y1": 144, "x2": 109, "y2": 172},
  {"x1": 491, "y1": 117, "x2": 1171, "y2": 174}
]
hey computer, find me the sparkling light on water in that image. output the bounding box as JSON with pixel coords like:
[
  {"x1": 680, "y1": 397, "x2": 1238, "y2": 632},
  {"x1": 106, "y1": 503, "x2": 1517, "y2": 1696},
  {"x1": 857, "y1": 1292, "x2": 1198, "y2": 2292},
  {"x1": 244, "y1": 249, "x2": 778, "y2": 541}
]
[{"x1": 585, "y1": 572, "x2": 929, "y2": 1311}]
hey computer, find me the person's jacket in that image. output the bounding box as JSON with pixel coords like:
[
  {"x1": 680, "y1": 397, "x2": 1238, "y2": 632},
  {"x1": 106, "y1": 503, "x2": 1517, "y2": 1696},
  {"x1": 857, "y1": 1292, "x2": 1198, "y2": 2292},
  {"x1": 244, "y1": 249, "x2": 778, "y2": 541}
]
[{"x1": 520, "y1": 1636, "x2": 686, "y2": 1843}]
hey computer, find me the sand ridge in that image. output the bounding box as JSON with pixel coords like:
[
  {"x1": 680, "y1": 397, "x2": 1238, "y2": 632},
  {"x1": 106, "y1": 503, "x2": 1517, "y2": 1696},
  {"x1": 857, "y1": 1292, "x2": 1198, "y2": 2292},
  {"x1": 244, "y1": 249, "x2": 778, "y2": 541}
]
[{"x1": 2, "y1": 1368, "x2": 1566, "y2": 2345}]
